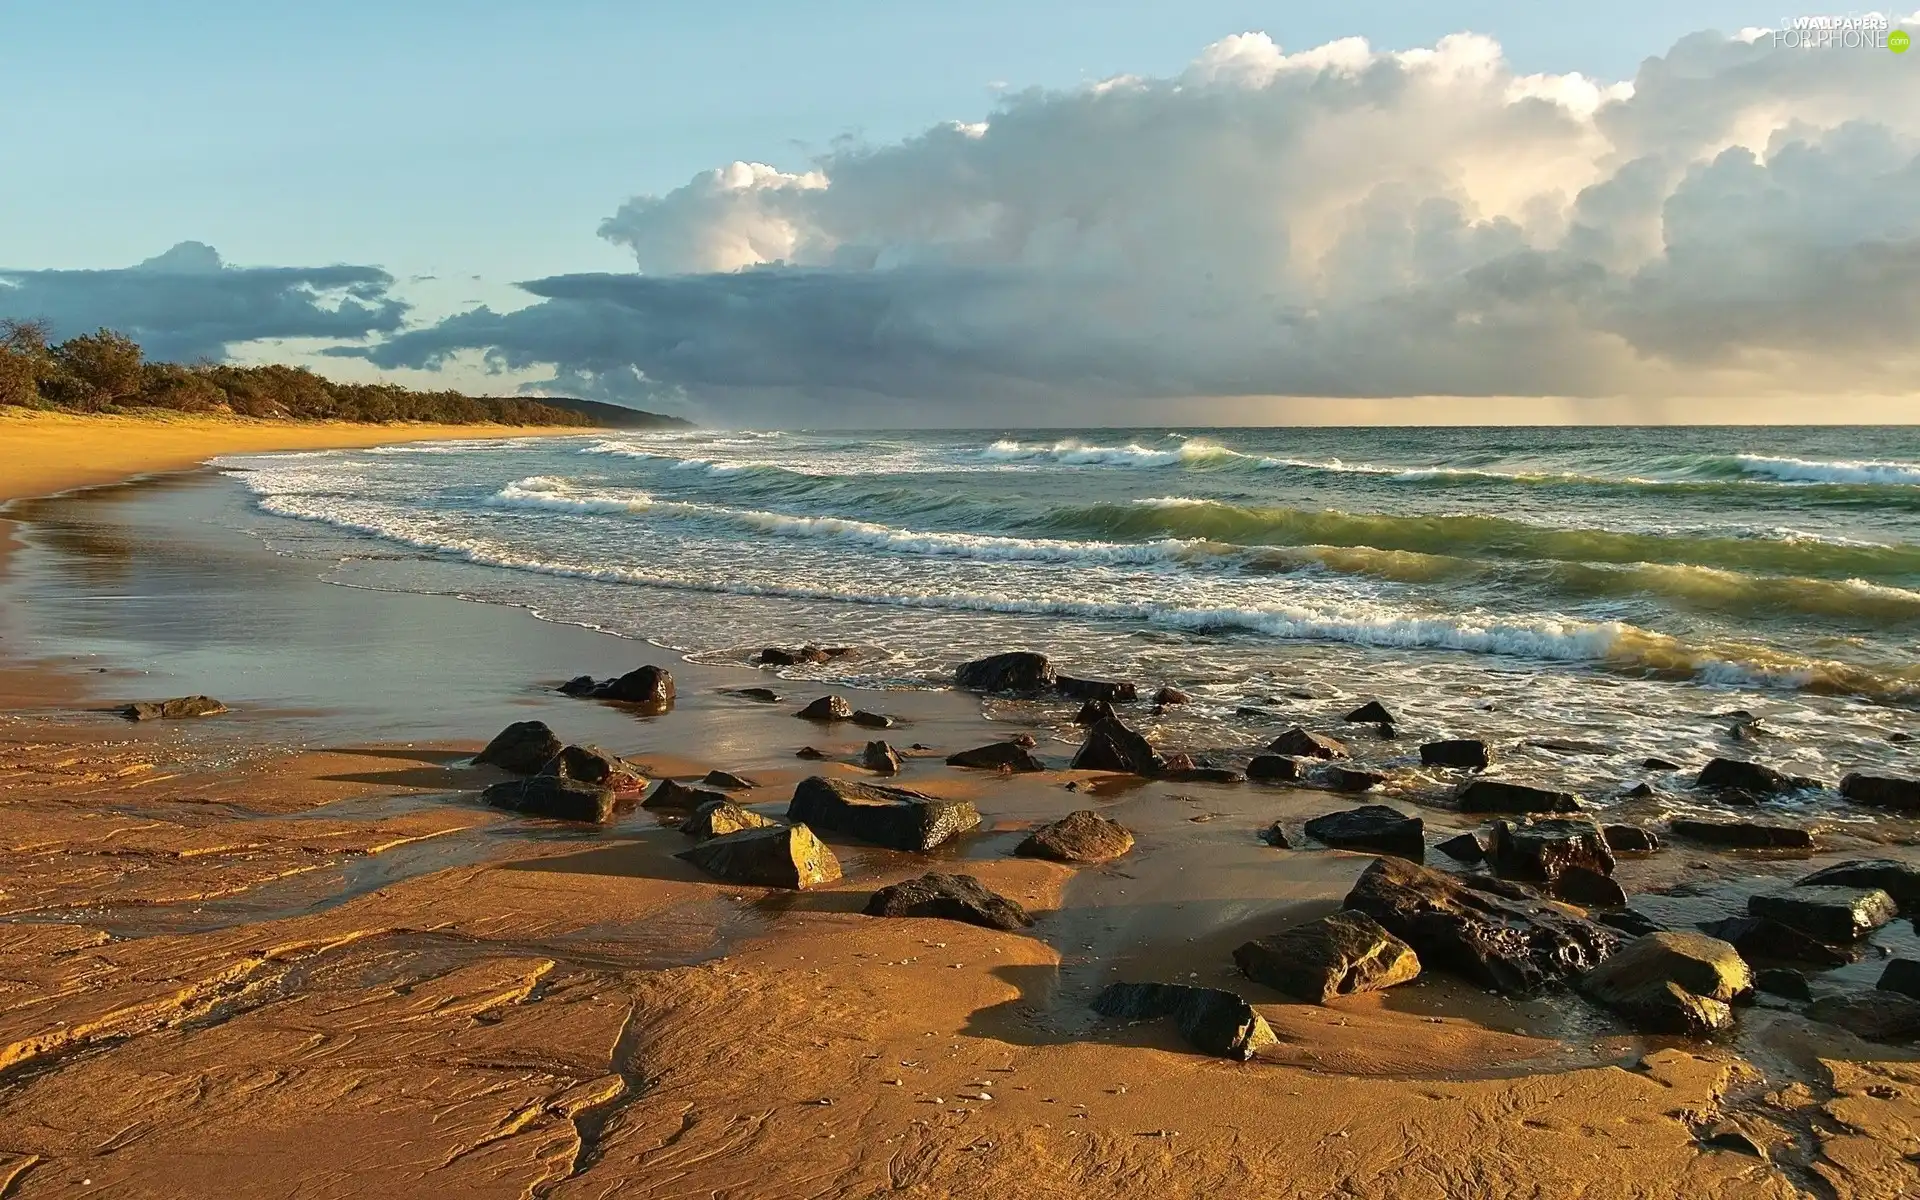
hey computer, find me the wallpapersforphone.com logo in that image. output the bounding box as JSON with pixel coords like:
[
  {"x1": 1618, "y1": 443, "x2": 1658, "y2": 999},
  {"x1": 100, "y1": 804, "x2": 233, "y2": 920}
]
[{"x1": 1766, "y1": 13, "x2": 1912, "y2": 49}]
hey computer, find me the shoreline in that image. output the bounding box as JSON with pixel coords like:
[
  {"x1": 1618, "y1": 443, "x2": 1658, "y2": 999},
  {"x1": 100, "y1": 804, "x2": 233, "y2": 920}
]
[{"x1": 0, "y1": 470, "x2": 1915, "y2": 1195}]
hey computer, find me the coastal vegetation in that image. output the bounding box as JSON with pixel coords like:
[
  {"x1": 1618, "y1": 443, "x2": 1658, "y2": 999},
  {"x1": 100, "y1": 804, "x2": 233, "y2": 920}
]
[{"x1": 0, "y1": 319, "x2": 657, "y2": 427}]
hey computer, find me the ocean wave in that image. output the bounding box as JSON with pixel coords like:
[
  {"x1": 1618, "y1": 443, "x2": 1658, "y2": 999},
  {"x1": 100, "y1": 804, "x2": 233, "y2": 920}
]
[
  {"x1": 978, "y1": 438, "x2": 1268, "y2": 469},
  {"x1": 1732, "y1": 454, "x2": 1920, "y2": 486}
]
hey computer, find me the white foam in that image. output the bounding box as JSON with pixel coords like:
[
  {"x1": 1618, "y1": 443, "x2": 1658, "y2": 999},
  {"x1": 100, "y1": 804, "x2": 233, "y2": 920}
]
[{"x1": 1736, "y1": 454, "x2": 1920, "y2": 486}]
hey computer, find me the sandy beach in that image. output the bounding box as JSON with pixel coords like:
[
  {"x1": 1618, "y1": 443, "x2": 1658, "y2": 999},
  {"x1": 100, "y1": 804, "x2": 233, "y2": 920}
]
[{"x1": 0, "y1": 428, "x2": 1915, "y2": 1198}]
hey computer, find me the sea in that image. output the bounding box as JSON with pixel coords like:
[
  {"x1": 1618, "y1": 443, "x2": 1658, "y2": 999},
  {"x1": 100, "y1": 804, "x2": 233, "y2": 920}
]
[{"x1": 215, "y1": 425, "x2": 1920, "y2": 826}]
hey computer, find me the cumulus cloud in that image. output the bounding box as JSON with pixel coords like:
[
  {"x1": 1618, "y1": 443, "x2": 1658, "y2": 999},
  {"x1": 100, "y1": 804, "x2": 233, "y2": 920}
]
[
  {"x1": 354, "y1": 24, "x2": 1920, "y2": 420},
  {"x1": 0, "y1": 242, "x2": 407, "y2": 362}
]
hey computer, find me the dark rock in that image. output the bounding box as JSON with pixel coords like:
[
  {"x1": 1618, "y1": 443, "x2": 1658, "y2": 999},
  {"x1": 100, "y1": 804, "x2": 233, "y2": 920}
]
[
  {"x1": 1728, "y1": 721, "x2": 1765, "y2": 743},
  {"x1": 1016, "y1": 809, "x2": 1135, "y2": 864},
  {"x1": 1267, "y1": 727, "x2": 1350, "y2": 760},
  {"x1": 1719, "y1": 710, "x2": 1756, "y2": 722},
  {"x1": 1073, "y1": 698, "x2": 1117, "y2": 726},
  {"x1": 701, "y1": 770, "x2": 756, "y2": 790},
  {"x1": 1436, "y1": 832, "x2": 1486, "y2": 864},
  {"x1": 1421, "y1": 739, "x2": 1490, "y2": 770},
  {"x1": 1698, "y1": 917, "x2": 1852, "y2": 968},
  {"x1": 1529, "y1": 738, "x2": 1614, "y2": 756},
  {"x1": 1578, "y1": 932, "x2": 1752, "y2": 1035},
  {"x1": 676, "y1": 823, "x2": 841, "y2": 889},
  {"x1": 1153, "y1": 686, "x2": 1191, "y2": 706},
  {"x1": 481, "y1": 775, "x2": 615, "y2": 823},
  {"x1": 596, "y1": 665, "x2": 676, "y2": 706},
  {"x1": 1840, "y1": 773, "x2": 1920, "y2": 813},
  {"x1": 1890, "y1": 732, "x2": 1914, "y2": 744},
  {"x1": 1324, "y1": 765, "x2": 1385, "y2": 793},
  {"x1": 681, "y1": 799, "x2": 778, "y2": 840},
  {"x1": 1261, "y1": 822, "x2": 1293, "y2": 849},
  {"x1": 1755, "y1": 968, "x2": 1812, "y2": 1001},
  {"x1": 1696, "y1": 757, "x2": 1792, "y2": 795},
  {"x1": 1555, "y1": 866, "x2": 1628, "y2": 908},
  {"x1": 1877, "y1": 959, "x2": 1920, "y2": 1001},
  {"x1": 727, "y1": 687, "x2": 780, "y2": 703},
  {"x1": 644, "y1": 779, "x2": 731, "y2": 812},
  {"x1": 1749, "y1": 886, "x2": 1896, "y2": 943},
  {"x1": 1162, "y1": 767, "x2": 1245, "y2": 785},
  {"x1": 557, "y1": 675, "x2": 597, "y2": 696},
  {"x1": 1604, "y1": 824, "x2": 1662, "y2": 854},
  {"x1": 850, "y1": 710, "x2": 895, "y2": 729},
  {"x1": 1057, "y1": 675, "x2": 1137, "y2": 703},
  {"x1": 1303, "y1": 805, "x2": 1424, "y2": 860},
  {"x1": 1621, "y1": 782, "x2": 1654, "y2": 799},
  {"x1": 954, "y1": 651, "x2": 1055, "y2": 694},
  {"x1": 1070, "y1": 716, "x2": 1163, "y2": 775},
  {"x1": 1487, "y1": 817, "x2": 1614, "y2": 884},
  {"x1": 946, "y1": 741, "x2": 1044, "y2": 772},
  {"x1": 541, "y1": 744, "x2": 645, "y2": 791},
  {"x1": 796, "y1": 695, "x2": 854, "y2": 722},
  {"x1": 1246, "y1": 755, "x2": 1304, "y2": 783},
  {"x1": 474, "y1": 720, "x2": 564, "y2": 775},
  {"x1": 1375, "y1": 724, "x2": 1398, "y2": 740},
  {"x1": 1234, "y1": 910, "x2": 1420, "y2": 1003},
  {"x1": 1599, "y1": 910, "x2": 1664, "y2": 938},
  {"x1": 122, "y1": 695, "x2": 231, "y2": 721},
  {"x1": 1090, "y1": 983, "x2": 1277, "y2": 1060},
  {"x1": 861, "y1": 740, "x2": 903, "y2": 776},
  {"x1": 1797, "y1": 860, "x2": 1920, "y2": 913},
  {"x1": 1344, "y1": 700, "x2": 1396, "y2": 725},
  {"x1": 1643, "y1": 757, "x2": 1680, "y2": 771},
  {"x1": 1455, "y1": 779, "x2": 1580, "y2": 814},
  {"x1": 864, "y1": 872, "x2": 1032, "y2": 931},
  {"x1": 795, "y1": 746, "x2": 828, "y2": 760},
  {"x1": 1342, "y1": 856, "x2": 1620, "y2": 995},
  {"x1": 1668, "y1": 819, "x2": 1815, "y2": 850},
  {"x1": 787, "y1": 775, "x2": 980, "y2": 851},
  {"x1": 755, "y1": 645, "x2": 820, "y2": 666},
  {"x1": 1806, "y1": 990, "x2": 1920, "y2": 1042}
]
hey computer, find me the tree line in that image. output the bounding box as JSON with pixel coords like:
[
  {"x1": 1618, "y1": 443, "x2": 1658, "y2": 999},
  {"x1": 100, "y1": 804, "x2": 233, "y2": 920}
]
[{"x1": 0, "y1": 320, "x2": 598, "y2": 426}]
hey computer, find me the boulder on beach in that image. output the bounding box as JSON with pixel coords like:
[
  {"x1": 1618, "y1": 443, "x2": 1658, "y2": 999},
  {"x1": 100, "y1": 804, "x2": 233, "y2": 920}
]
[
  {"x1": 1016, "y1": 809, "x2": 1135, "y2": 864},
  {"x1": 796, "y1": 695, "x2": 854, "y2": 722},
  {"x1": 1577, "y1": 932, "x2": 1752, "y2": 1036},
  {"x1": 1748, "y1": 886, "x2": 1896, "y2": 943},
  {"x1": 1303, "y1": 805, "x2": 1424, "y2": 860},
  {"x1": 1603, "y1": 823, "x2": 1662, "y2": 854},
  {"x1": 644, "y1": 778, "x2": 731, "y2": 812},
  {"x1": 1455, "y1": 779, "x2": 1579, "y2": 814},
  {"x1": 121, "y1": 695, "x2": 228, "y2": 721},
  {"x1": 1698, "y1": 916, "x2": 1853, "y2": 968},
  {"x1": 1696, "y1": 757, "x2": 1792, "y2": 795},
  {"x1": 681, "y1": 798, "x2": 778, "y2": 840},
  {"x1": 1233, "y1": 910, "x2": 1420, "y2": 1003},
  {"x1": 1057, "y1": 675, "x2": 1138, "y2": 703},
  {"x1": 1421, "y1": 739, "x2": 1490, "y2": 770},
  {"x1": 1487, "y1": 817, "x2": 1615, "y2": 884},
  {"x1": 1796, "y1": 860, "x2": 1920, "y2": 913},
  {"x1": 1090, "y1": 982, "x2": 1277, "y2": 1060},
  {"x1": 1840, "y1": 773, "x2": 1920, "y2": 813},
  {"x1": 864, "y1": 872, "x2": 1033, "y2": 931},
  {"x1": 946, "y1": 741, "x2": 1044, "y2": 772},
  {"x1": 677, "y1": 823, "x2": 842, "y2": 889},
  {"x1": 482, "y1": 775, "x2": 615, "y2": 824},
  {"x1": 1268, "y1": 727, "x2": 1349, "y2": 760},
  {"x1": 1324, "y1": 765, "x2": 1385, "y2": 793},
  {"x1": 1344, "y1": 700, "x2": 1396, "y2": 725},
  {"x1": 861, "y1": 740, "x2": 903, "y2": 775},
  {"x1": 787, "y1": 775, "x2": 980, "y2": 851},
  {"x1": 1070, "y1": 716, "x2": 1163, "y2": 775},
  {"x1": 540, "y1": 744, "x2": 646, "y2": 792},
  {"x1": 1153, "y1": 686, "x2": 1190, "y2": 706},
  {"x1": 1668, "y1": 819, "x2": 1815, "y2": 850},
  {"x1": 1342, "y1": 856, "x2": 1621, "y2": 995},
  {"x1": 701, "y1": 770, "x2": 756, "y2": 790},
  {"x1": 1246, "y1": 754, "x2": 1304, "y2": 783},
  {"x1": 474, "y1": 720, "x2": 564, "y2": 775},
  {"x1": 954, "y1": 651, "x2": 1055, "y2": 694},
  {"x1": 1436, "y1": 832, "x2": 1486, "y2": 864},
  {"x1": 1806, "y1": 990, "x2": 1920, "y2": 1043}
]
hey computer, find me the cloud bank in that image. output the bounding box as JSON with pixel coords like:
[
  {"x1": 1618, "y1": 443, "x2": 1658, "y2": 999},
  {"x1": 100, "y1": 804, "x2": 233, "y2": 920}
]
[{"x1": 0, "y1": 242, "x2": 407, "y2": 362}]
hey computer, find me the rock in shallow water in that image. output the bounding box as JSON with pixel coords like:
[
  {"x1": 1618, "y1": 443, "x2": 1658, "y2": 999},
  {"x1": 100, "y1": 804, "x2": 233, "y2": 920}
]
[
  {"x1": 677, "y1": 823, "x2": 842, "y2": 889},
  {"x1": 644, "y1": 779, "x2": 731, "y2": 812},
  {"x1": 1488, "y1": 817, "x2": 1615, "y2": 884},
  {"x1": 1233, "y1": 910, "x2": 1420, "y2": 1003},
  {"x1": 474, "y1": 720, "x2": 564, "y2": 775},
  {"x1": 787, "y1": 775, "x2": 980, "y2": 851},
  {"x1": 701, "y1": 770, "x2": 756, "y2": 790},
  {"x1": 1806, "y1": 990, "x2": 1920, "y2": 1043},
  {"x1": 1090, "y1": 982, "x2": 1278, "y2": 1060},
  {"x1": 1455, "y1": 779, "x2": 1580, "y2": 814},
  {"x1": 1268, "y1": 727, "x2": 1350, "y2": 760},
  {"x1": 1057, "y1": 674, "x2": 1137, "y2": 703},
  {"x1": 1796, "y1": 860, "x2": 1920, "y2": 912},
  {"x1": 1755, "y1": 967, "x2": 1811, "y2": 1001},
  {"x1": 1840, "y1": 772, "x2": 1920, "y2": 812},
  {"x1": 1578, "y1": 932, "x2": 1752, "y2": 1036},
  {"x1": 1667, "y1": 819, "x2": 1815, "y2": 850},
  {"x1": 1069, "y1": 716, "x2": 1163, "y2": 775},
  {"x1": 795, "y1": 695, "x2": 854, "y2": 722},
  {"x1": 560, "y1": 665, "x2": 675, "y2": 707},
  {"x1": 946, "y1": 741, "x2": 1043, "y2": 772},
  {"x1": 1878, "y1": 959, "x2": 1920, "y2": 1001},
  {"x1": 1016, "y1": 809, "x2": 1135, "y2": 863},
  {"x1": 122, "y1": 695, "x2": 228, "y2": 721},
  {"x1": 1695, "y1": 757, "x2": 1793, "y2": 795},
  {"x1": 1342, "y1": 856, "x2": 1620, "y2": 995},
  {"x1": 1344, "y1": 700, "x2": 1396, "y2": 725},
  {"x1": 1555, "y1": 865, "x2": 1628, "y2": 908},
  {"x1": 954, "y1": 651, "x2": 1054, "y2": 694},
  {"x1": 1603, "y1": 823, "x2": 1661, "y2": 854},
  {"x1": 861, "y1": 740, "x2": 903, "y2": 775},
  {"x1": 542, "y1": 744, "x2": 645, "y2": 791},
  {"x1": 1323, "y1": 765, "x2": 1385, "y2": 793},
  {"x1": 1303, "y1": 805, "x2": 1424, "y2": 860},
  {"x1": 1421, "y1": 738, "x2": 1490, "y2": 770},
  {"x1": 681, "y1": 798, "x2": 778, "y2": 839},
  {"x1": 482, "y1": 775, "x2": 615, "y2": 824},
  {"x1": 864, "y1": 872, "x2": 1032, "y2": 931},
  {"x1": 1072, "y1": 698, "x2": 1117, "y2": 726},
  {"x1": 1436, "y1": 832, "x2": 1486, "y2": 864},
  {"x1": 1749, "y1": 886, "x2": 1897, "y2": 943},
  {"x1": 1698, "y1": 916, "x2": 1852, "y2": 968},
  {"x1": 1247, "y1": 755, "x2": 1304, "y2": 783}
]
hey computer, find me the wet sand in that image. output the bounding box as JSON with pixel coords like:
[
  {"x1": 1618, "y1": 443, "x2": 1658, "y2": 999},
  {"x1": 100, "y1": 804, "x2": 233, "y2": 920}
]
[{"x1": 0, "y1": 469, "x2": 1916, "y2": 1197}]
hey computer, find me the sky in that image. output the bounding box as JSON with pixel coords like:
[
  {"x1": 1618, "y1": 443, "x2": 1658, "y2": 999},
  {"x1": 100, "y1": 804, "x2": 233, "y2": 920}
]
[{"x1": 2, "y1": 2, "x2": 1917, "y2": 424}]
